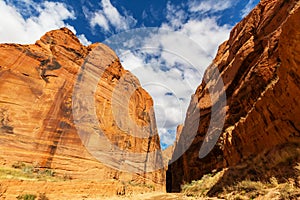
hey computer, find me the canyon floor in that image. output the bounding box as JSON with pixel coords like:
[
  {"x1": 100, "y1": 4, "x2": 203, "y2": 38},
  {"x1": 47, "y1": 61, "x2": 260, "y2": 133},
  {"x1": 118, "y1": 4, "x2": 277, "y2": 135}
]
[
  {"x1": 1, "y1": 162, "x2": 299, "y2": 200},
  {"x1": 100, "y1": 192, "x2": 197, "y2": 200}
]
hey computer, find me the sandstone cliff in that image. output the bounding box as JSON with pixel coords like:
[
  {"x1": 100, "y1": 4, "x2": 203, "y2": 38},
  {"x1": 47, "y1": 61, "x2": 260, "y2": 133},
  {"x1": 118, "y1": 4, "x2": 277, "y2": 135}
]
[
  {"x1": 0, "y1": 28, "x2": 164, "y2": 198},
  {"x1": 168, "y1": 0, "x2": 300, "y2": 192}
]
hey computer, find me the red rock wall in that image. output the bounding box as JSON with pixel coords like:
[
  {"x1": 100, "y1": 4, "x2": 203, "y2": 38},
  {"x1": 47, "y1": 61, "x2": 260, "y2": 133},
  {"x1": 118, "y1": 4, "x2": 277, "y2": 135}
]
[
  {"x1": 168, "y1": 0, "x2": 300, "y2": 192},
  {"x1": 0, "y1": 28, "x2": 164, "y2": 188}
]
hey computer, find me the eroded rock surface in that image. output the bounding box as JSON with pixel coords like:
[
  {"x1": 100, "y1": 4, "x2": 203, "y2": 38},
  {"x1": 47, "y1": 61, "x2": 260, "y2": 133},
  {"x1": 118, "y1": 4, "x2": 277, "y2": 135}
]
[
  {"x1": 0, "y1": 28, "x2": 164, "y2": 196},
  {"x1": 168, "y1": 0, "x2": 300, "y2": 192}
]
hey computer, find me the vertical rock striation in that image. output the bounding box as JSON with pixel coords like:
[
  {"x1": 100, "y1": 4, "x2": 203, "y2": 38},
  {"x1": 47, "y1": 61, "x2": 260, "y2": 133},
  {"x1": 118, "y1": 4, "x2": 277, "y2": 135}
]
[
  {"x1": 0, "y1": 28, "x2": 164, "y2": 191},
  {"x1": 168, "y1": 0, "x2": 300, "y2": 192}
]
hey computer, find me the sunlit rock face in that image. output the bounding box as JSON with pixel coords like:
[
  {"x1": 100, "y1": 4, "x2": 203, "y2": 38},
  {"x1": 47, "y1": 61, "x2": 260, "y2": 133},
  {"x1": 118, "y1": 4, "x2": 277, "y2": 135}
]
[
  {"x1": 168, "y1": 0, "x2": 300, "y2": 192},
  {"x1": 0, "y1": 28, "x2": 165, "y2": 191}
]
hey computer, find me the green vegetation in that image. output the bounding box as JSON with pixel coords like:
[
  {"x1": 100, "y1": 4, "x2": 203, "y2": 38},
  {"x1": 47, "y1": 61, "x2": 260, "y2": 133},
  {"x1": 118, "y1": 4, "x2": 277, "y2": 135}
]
[
  {"x1": 0, "y1": 162, "x2": 62, "y2": 181},
  {"x1": 16, "y1": 193, "x2": 49, "y2": 200},
  {"x1": 16, "y1": 194, "x2": 36, "y2": 200},
  {"x1": 222, "y1": 178, "x2": 300, "y2": 200},
  {"x1": 182, "y1": 171, "x2": 224, "y2": 197},
  {"x1": 181, "y1": 169, "x2": 300, "y2": 199},
  {"x1": 127, "y1": 180, "x2": 155, "y2": 191}
]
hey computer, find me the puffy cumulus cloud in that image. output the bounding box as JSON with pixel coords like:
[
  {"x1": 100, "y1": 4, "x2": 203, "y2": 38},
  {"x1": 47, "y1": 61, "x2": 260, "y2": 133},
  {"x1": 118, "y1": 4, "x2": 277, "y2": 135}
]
[
  {"x1": 120, "y1": 52, "x2": 145, "y2": 70},
  {"x1": 117, "y1": 2, "x2": 231, "y2": 148},
  {"x1": 188, "y1": 0, "x2": 233, "y2": 13},
  {"x1": 0, "y1": 1, "x2": 91, "y2": 46},
  {"x1": 88, "y1": 0, "x2": 136, "y2": 32},
  {"x1": 78, "y1": 34, "x2": 92, "y2": 46},
  {"x1": 176, "y1": 18, "x2": 231, "y2": 57},
  {"x1": 90, "y1": 12, "x2": 110, "y2": 31},
  {"x1": 116, "y1": 35, "x2": 201, "y2": 148},
  {"x1": 164, "y1": 2, "x2": 231, "y2": 57}
]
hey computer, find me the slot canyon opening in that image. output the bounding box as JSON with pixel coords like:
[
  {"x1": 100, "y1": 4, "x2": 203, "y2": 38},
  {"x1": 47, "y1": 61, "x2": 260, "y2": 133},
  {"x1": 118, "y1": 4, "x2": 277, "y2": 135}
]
[{"x1": 166, "y1": 166, "x2": 173, "y2": 193}]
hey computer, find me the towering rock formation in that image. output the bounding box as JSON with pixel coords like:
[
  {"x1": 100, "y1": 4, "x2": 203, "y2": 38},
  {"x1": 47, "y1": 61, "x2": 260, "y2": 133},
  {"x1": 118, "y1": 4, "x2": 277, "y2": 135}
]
[
  {"x1": 0, "y1": 28, "x2": 164, "y2": 195},
  {"x1": 168, "y1": 0, "x2": 300, "y2": 192}
]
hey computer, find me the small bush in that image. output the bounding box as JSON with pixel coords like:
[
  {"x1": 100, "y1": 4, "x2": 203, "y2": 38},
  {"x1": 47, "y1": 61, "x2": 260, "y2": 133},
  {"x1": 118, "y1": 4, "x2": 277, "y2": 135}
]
[
  {"x1": 38, "y1": 193, "x2": 49, "y2": 200},
  {"x1": 12, "y1": 162, "x2": 25, "y2": 169},
  {"x1": 269, "y1": 176, "x2": 278, "y2": 187},
  {"x1": 235, "y1": 180, "x2": 266, "y2": 192},
  {"x1": 127, "y1": 181, "x2": 155, "y2": 191},
  {"x1": 41, "y1": 169, "x2": 55, "y2": 177},
  {"x1": 16, "y1": 194, "x2": 37, "y2": 200},
  {"x1": 63, "y1": 173, "x2": 72, "y2": 181},
  {"x1": 22, "y1": 165, "x2": 34, "y2": 174},
  {"x1": 181, "y1": 171, "x2": 224, "y2": 197},
  {"x1": 1, "y1": 163, "x2": 61, "y2": 181},
  {"x1": 220, "y1": 177, "x2": 300, "y2": 200},
  {"x1": 144, "y1": 183, "x2": 155, "y2": 191}
]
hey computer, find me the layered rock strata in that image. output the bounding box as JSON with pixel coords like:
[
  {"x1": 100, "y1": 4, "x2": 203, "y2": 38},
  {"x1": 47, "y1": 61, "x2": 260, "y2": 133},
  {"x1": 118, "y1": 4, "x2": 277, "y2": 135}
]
[
  {"x1": 0, "y1": 28, "x2": 164, "y2": 194},
  {"x1": 168, "y1": 0, "x2": 300, "y2": 192}
]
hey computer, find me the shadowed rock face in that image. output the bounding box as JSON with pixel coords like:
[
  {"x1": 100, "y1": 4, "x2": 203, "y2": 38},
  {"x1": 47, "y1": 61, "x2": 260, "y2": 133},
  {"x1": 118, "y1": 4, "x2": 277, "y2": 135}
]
[
  {"x1": 0, "y1": 28, "x2": 164, "y2": 188},
  {"x1": 168, "y1": 0, "x2": 300, "y2": 192}
]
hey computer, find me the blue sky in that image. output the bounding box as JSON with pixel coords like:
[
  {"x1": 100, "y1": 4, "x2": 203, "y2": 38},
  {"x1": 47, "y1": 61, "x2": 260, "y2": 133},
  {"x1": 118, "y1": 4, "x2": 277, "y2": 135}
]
[{"x1": 0, "y1": 0, "x2": 259, "y2": 149}]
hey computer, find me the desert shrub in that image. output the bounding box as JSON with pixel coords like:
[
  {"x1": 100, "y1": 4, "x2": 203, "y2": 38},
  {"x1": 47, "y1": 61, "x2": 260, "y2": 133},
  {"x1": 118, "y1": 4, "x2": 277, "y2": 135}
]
[
  {"x1": 11, "y1": 162, "x2": 34, "y2": 174},
  {"x1": 12, "y1": 162, "x2": 25, "y2": 169},
  {"x1": 235, "y1": 180, "x2": 266, "y2": 192},
  {"x1": 38, "y1": 193, "x2": 49, "y2": 200},
  {"x1": 269, "y1": 176, "x2": 278, "y2": 187},
  {"x1": 63, "y1": 173, "x2": 72, "y2": 181},
  {"x1": 16, "y1": 192, "x2": 49, "y2": 200},
  {"x1": 278, "y1": 182, "x2": 300, "y2": 200},
  {"x1": 22, "y1": 165, "x2": 34, "y2": 174},
  {"x1": 41, "y1": 169, "x2": 55, "y2": 177},
  {"x1": 16, "y1": 194, "x2": 36, "y2": 200},
  {"x1": 181, "y1": 172, "x2": 223, "y2": 197},
  {"x1": 220, "y1": 177, "x2": 300, "y2": 200},
  {"x1": 127, "y1": 181, "x2": 155, "y2": 191}
]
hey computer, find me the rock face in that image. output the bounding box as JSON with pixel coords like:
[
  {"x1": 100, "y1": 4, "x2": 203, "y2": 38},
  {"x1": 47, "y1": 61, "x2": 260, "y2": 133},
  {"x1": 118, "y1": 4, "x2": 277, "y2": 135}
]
[
  {"x1": 168, "y1": 0, "x2": 300, "y2": 192},
  {"x1": 0, "y1": 28, "x2": 164, "y2": 194}
]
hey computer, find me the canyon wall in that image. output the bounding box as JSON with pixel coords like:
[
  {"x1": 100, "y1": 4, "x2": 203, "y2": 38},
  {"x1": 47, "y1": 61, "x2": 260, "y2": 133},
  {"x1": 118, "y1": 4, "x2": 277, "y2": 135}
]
[
  {"x1": 168, "y1": 0, "x2": 300, "y2": 192},
  {"x1": 0, "y1": 28, "x2": 164, "y2": 194}
]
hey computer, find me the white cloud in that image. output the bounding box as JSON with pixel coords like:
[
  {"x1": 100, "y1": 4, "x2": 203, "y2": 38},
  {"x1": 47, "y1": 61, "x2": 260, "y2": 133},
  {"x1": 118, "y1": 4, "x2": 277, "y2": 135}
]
[
  {"x1": 159, "y1": 128, "x2": 176, "y2": 149},
  {"x1": 116, "y1": 44, "x2": 193, "y2": 148},
  {"x1": 0, "y1": 1, "x2": 91, "y2": 45},
  {"x1": 90, "y1": 12, "x2": 110, "y2": 31},
  {"x1": 121, "y1": 52, "x2": 145, "y2": 70},
  {"x1": 189, "y1": 0, "x2": 233, "y2": 13},
  {"x1": 178, "y1": 18, "x2": 231, "y2": 57},
  {"x1": 1, "y1": 0, "x2": 232, "y2": 150},
  {"x1": 166, "y1": 2, "x2": 187, "y2": 29},
  {"x1": 89, "y1": 0, "x2": 136, "y2": 32},
  {"x1": 121, "y1": 50, "x2": 193, "y2": 127},
  {"x1": 78, "y1": 34, "x2": 92, "y2": 46},
  {"x1": 116, "y1": 2, "x2": 231, "y2": 148},
  {"x1": 162, "y1": 1, "x2": 231, "y2": 60},
  {"x1": 241, "y1": 0, "x2": 257, "y2": 17}
]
